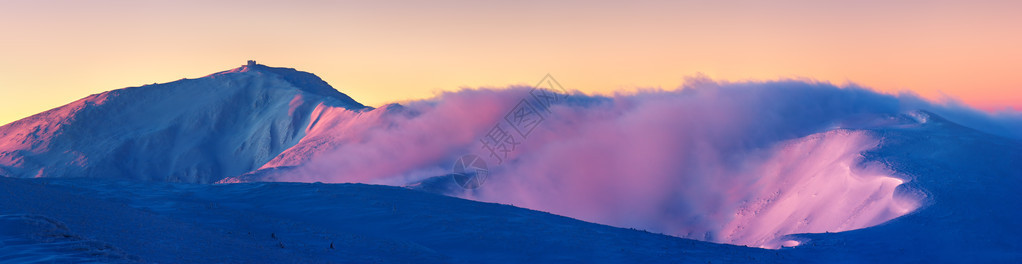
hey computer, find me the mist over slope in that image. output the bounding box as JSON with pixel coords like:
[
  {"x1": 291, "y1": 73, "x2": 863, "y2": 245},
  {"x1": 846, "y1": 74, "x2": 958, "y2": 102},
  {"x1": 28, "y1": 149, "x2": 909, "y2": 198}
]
[{"x1": 232, "y1": 78, "x2": 1019, "y2": 247}]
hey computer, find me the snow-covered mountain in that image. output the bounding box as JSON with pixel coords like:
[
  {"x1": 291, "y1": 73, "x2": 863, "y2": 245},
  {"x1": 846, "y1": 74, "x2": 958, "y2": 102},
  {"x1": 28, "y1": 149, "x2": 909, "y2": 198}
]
[{"x1": 0, "y1": 62, "x2": 367, "y2": 183}]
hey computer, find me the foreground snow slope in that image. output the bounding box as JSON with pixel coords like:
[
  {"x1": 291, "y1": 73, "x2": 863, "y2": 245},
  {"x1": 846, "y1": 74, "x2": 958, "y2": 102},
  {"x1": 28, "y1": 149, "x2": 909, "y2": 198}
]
[
  {"x1": 0, "y1": 63, "x2": 366, "y2": 183},
  {"x1": 0, "y1": 177, "x2": 787, "y2": 263}
]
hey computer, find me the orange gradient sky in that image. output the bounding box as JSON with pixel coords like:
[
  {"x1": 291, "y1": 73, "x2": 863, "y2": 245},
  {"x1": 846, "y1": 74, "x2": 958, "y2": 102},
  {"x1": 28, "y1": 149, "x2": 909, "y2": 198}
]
[{"x1": 1, "y1": 0, "x2": 1020, "y2": 125}]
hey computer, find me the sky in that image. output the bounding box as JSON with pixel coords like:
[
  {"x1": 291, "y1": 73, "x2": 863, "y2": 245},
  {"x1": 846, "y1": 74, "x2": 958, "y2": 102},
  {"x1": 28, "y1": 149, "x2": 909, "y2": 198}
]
[{"x1": 1, "y1": 0, "x2": 1020, "y2": 126}]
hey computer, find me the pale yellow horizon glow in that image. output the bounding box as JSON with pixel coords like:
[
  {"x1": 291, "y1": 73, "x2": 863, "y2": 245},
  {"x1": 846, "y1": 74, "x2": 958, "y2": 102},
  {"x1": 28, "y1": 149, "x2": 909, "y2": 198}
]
[{"x1": 2, "y1": 0, "x2": 1020, "y2": 125}]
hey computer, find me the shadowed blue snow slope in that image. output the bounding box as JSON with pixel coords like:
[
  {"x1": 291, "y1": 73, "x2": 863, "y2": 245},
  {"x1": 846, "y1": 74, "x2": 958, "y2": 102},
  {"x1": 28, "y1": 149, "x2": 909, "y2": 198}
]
[
  {"x1": 1, "y1": 177, "x2": 788, "y2": 263},
  {"x1": 0, "y1": 214, "x2": 138, "y2": 264}
]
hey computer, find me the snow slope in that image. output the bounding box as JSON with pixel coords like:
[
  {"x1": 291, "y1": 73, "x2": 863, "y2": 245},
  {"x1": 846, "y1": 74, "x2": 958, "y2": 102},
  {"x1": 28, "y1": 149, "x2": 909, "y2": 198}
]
[
  {"x1": 715, "y1": 130, "x2": 919, "y2": 248},
  {"x1": 784, "y1": 111, "x2": 1022, "y2": 263},
  {"x1": 0, "y1": 63, "x2": 366, "y2": 183},
  {"x1": 0, "y1": 176, "x2": 790, "y2": 263}
]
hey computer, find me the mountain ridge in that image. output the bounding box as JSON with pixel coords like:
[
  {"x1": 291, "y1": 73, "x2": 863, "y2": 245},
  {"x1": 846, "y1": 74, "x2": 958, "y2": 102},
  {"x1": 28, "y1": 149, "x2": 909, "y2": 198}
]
[{"x1": 207, "y1": 61, "x2": 368, "y2": 110}]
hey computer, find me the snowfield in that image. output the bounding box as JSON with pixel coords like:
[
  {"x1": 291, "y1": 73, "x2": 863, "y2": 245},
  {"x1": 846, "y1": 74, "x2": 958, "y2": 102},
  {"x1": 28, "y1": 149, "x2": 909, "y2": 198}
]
[
  {"x1": 1, "y1": 177, "x2": 788, "y2": 263},
  {"x1": 1, "y1": 63, "x2": 1020, "y2": 262}
]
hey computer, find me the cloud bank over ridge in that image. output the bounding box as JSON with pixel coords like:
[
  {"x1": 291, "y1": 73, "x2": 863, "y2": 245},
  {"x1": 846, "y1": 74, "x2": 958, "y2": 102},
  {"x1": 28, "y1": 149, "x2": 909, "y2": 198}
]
[{"x1": 252, "y1": 78, "x2": 1020, "y2": 247}]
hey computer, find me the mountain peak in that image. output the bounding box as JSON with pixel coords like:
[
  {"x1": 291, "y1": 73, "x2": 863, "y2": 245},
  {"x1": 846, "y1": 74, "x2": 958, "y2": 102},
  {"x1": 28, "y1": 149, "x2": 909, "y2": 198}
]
[
  {"x1": 235, "y1": 60, "x2": 271, "y2": 73},
  {"x1": 211, "y1": 61, "x2": 367, "y2": 110}
]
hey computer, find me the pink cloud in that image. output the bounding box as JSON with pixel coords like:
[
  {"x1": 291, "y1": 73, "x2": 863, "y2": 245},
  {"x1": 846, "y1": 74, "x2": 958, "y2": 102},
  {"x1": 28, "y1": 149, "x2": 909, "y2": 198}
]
[{"x1": 248, "y1": 78, "x2": 1019, "y2": 247}]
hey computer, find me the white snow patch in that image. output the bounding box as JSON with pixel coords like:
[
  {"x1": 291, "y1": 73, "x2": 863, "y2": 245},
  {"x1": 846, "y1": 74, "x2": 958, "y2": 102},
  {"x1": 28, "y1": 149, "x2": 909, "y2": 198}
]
[{"x1": 721, "y1": 130, "x2": 920, "y2": 248}]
